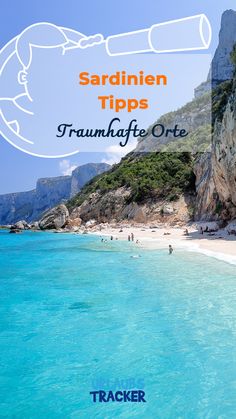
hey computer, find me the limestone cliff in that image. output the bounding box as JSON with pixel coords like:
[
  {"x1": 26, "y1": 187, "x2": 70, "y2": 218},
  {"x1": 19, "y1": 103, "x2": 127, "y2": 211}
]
[
  {"x1": 195, "y1": 9, "x2": 236, "y2": 97},
  {"x1": 195, "y1": 78, "x2": 236, "y2": 220},
  {"x1": 0, "y1": 190, "x2": 36, "y2": 225},
  {"x1": 70, "y1": 163, "x2": 110, "y2": 197},
  {"x1": 67, "y1": 152, "x2": 196, "y2": 225},
  {"x1": 0, "y1": 163, "x2": 109, "y2": 225},
  {"x1": 68, "y1": 187, "x2": 193, "y2": 226},
  {"x1": 31, "y1": 176, "x2": 71, "y2": 221},
  {"x1": 39, "y1": 204, "x2": 69, "y2": 230}
]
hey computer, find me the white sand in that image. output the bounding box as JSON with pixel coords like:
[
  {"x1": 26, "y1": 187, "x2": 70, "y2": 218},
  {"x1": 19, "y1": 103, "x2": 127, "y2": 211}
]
[{"x1": 91, "y1": 225, "x2": 236, "y2": 265}]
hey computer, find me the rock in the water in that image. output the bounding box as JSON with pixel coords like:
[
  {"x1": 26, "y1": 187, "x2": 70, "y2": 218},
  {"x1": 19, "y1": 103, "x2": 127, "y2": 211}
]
[
  {"x1": 9, "y1": 229, "x2": 21, "y2": 234},
  {"x1": 29, "y1": 221, "x2": 39, "y2": 230},
  {"x1": 39, "y1": 204, "x2": 69, "y2": 230},
  {"x1": 11, "y1": 220, "x2": 30, "y2": 230}
]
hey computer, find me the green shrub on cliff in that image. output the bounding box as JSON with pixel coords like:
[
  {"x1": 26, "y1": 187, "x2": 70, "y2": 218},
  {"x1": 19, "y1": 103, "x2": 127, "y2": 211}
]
[
  {"x1": 230, "y1": 43, "x2": 236, "y2": 68},
  {"x1": 162, "y1": 125, "x2": 212, "y2": 153},
  {"x1": 68, "y1": 152, "x2": 195, "y2": 208},
  {"x1": 212, "y1": 80, "x2": 233, "y2": 123}
]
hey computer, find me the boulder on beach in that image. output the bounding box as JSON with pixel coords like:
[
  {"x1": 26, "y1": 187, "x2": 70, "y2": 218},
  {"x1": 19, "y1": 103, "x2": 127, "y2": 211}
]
[
  {"x1": 197, "y1": 221, "x2": 220, "y2": 233},
  {"x1": 226, "y1": 221, "x2": 236, "y2": 235},
  {"x1": 39, "y1": 204, "x2": 69, "y2": 230},
  {"x1": 162, "y1": 204, "x2": 175, "y2": 215},
  {"x1": 85, "y1": 219, "x2": 97, "y2": 228},
  {"x1": 121, "y1": 203, "x2": 147, "y2": 223}
]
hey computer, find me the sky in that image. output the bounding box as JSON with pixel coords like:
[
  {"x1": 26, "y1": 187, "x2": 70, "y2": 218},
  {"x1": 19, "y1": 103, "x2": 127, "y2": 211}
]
[{"x1": 0, "y1": 0, "x2": 236, "y2": 194}]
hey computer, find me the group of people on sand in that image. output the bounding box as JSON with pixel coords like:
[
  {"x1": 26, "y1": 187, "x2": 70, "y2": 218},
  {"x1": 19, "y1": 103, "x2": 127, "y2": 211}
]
[
  {"x1": 128, "y1": 232, "x2": 134, "y2": 242},
  {"x1": 127, "y1": 232, "x2": 140, "y2": 245}
]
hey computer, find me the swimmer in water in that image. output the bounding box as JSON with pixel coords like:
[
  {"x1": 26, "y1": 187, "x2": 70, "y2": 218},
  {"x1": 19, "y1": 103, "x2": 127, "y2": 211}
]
[{"x1": 169, "y1": 245, "x2": 173, "y2": 255}]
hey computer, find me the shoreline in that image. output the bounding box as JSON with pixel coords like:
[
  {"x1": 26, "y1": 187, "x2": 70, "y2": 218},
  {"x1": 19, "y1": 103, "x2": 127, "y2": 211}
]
[
  {"x1": 2, "y1": 224, "x2": 236, "y2": 266},
  {"x1": 90, "y1": 225, "x2": 236, "y2": 266}
]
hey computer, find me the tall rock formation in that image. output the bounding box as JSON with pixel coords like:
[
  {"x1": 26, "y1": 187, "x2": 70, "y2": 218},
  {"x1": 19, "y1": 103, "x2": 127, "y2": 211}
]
[
  {"x1": 70, "y1": 163, "x2": 110, "y2": 197},
  {"x1": 195, "y1": 79, "x2": 236, "y2": 220},
  {"x1": 0, "y1": 163, "x2": 110, "y2": 225},
  {"x1": 0, "y1": 190, "x2": 36, "y2": 225},
  {"x1": 195, "y1": 9, "x2": 236, "y2": 97},
  {"x1": 31, "y1": 176, "x2": 71, "y2": 221}
]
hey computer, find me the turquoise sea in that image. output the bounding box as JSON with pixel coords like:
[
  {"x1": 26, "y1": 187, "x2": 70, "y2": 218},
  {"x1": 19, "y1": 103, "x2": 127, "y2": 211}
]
[{"x1": 0, "y1": 230, "x2": 236, "y2": 418}]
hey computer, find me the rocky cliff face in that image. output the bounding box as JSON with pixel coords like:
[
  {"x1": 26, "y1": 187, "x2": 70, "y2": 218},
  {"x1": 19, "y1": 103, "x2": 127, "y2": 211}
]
[
  {"x1": 70, "y1": 163, "x2": 110, "y2": 197},
  {"x1": 135, "y1": 93, "x2": 211, "y2": 153},
  {"x1": 0, "y1": 190, "x2": 36, "y2": 225},
  {"x1": 39, "y1": 204, "x2": 69, "y2": 230},
  {"x1": 195, "y1": 9, "x2": 236, "y2": 97},
  {"x1": 66, "y1": 151, "x2": 196, "y2": 226},
  {"x1": 0, "y1": 163, "x2": 109, "y2": 225},
  {"x1": 31, "y1": 176, "x2": 71, "y2": 221},
  {"x1": 68, "y1": 187, "x2": 193, "y2": 226},
  {"x1": 195, "y1": 79, "x2": 236, "y2": 220}
]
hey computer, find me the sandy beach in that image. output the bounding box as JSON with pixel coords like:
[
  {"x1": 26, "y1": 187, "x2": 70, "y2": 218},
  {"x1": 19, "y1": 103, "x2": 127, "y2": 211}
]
[{"x1": 92, "y1": 225, "x2": 236, "y2": 265}]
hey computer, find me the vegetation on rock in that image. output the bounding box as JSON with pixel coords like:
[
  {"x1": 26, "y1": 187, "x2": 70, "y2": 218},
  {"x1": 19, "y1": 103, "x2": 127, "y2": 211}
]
[{"x1": 68, "y1": 152, "x2": 195, "y2": 209}]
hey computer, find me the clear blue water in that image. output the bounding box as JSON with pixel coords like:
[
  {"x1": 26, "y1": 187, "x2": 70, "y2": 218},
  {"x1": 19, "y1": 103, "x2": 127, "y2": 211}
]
[{"x1": 0, "y1": 230, "x2": 236, "y2": 418}]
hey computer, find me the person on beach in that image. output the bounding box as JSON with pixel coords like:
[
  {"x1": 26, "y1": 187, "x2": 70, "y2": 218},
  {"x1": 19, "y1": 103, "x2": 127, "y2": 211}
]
[
  {"x1": 110, "y1": 236, "x2": 113, "y2": 240},
  {"x1": 128, "y1": 235, "x2": 131, "y2": 241},
  {"x1": 131, "y1": 233, "x2": 134, "y2": 241},
  {"x1": 169, "y1": 245, "x2": 173, "y2": 254}
]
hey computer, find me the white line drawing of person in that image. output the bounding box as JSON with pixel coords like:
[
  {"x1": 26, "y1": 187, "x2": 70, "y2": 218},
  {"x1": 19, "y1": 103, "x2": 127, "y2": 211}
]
[
  {"x1": 0, "y1": 22, "x2": 104, "y2": 154},
  {"x1": 0, "y1": 23, "x2": 100, "y2": 132}
]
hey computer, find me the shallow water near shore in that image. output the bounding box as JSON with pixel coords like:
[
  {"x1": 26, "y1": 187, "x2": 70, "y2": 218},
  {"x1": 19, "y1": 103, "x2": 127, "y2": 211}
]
[{"x1": 0, "y1": 230, "x2": 236, "y2": 418}]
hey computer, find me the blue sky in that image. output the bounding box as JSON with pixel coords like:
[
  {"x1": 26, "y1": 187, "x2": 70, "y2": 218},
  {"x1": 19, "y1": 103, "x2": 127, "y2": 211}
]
[{"x1": 0, "y1": 0, "x2": 235, "y2": 193}]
